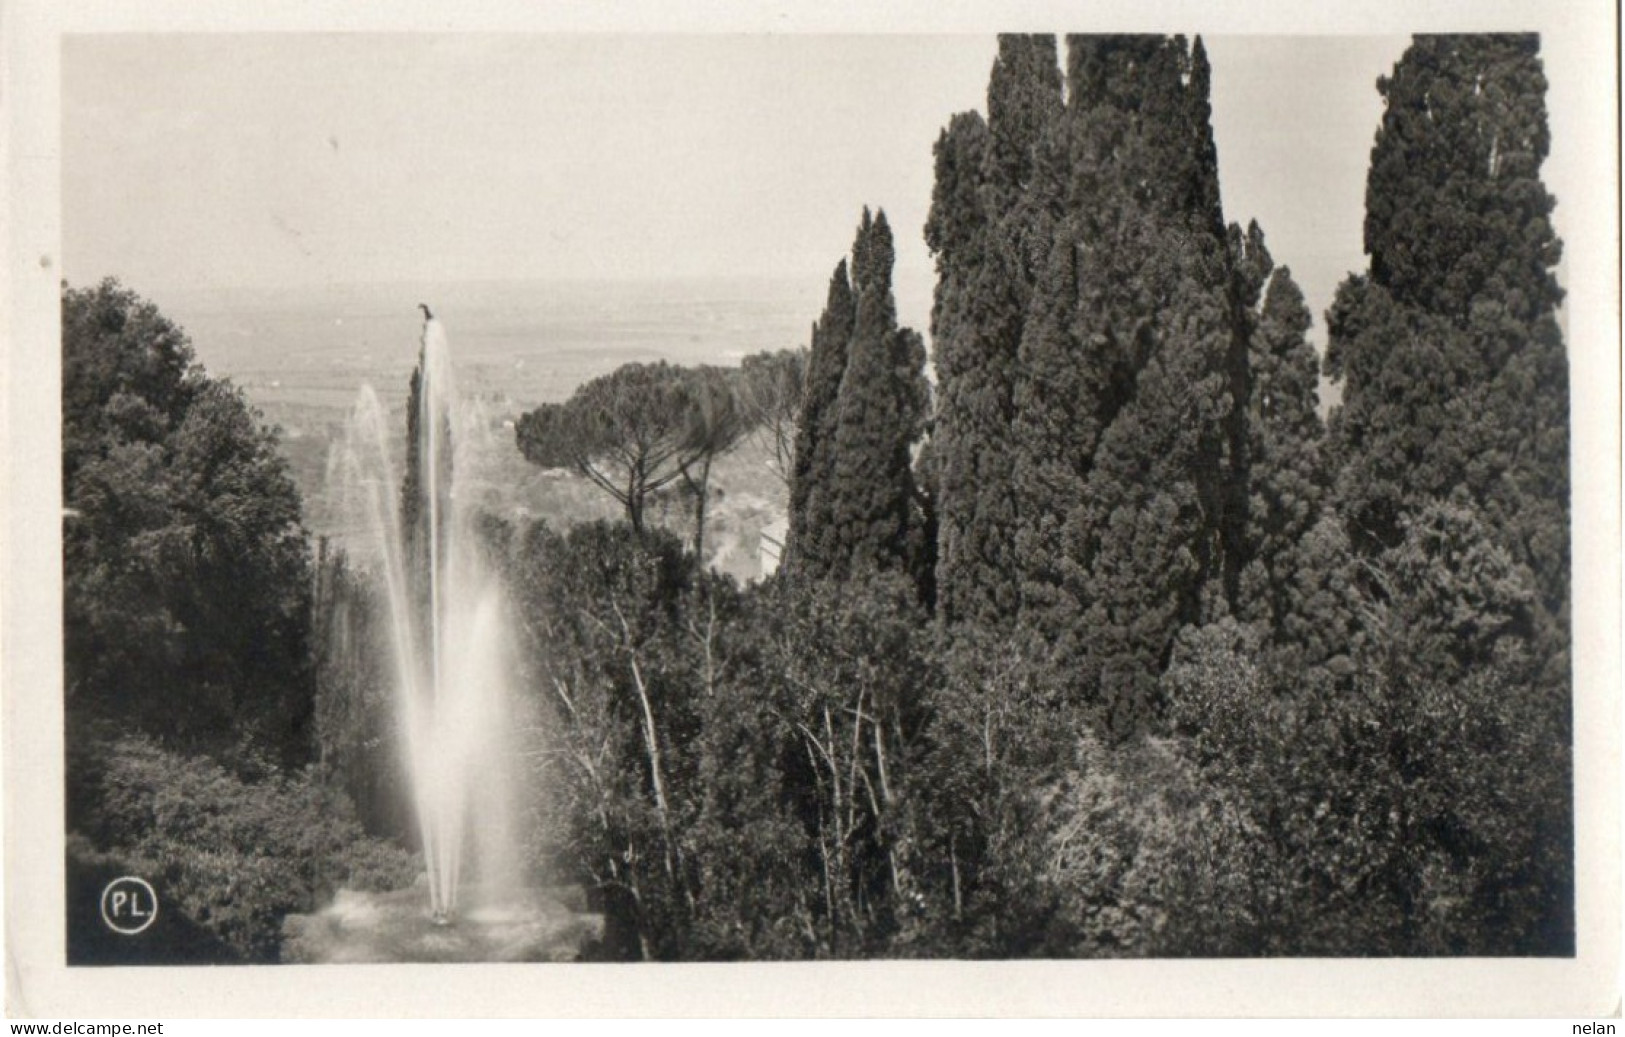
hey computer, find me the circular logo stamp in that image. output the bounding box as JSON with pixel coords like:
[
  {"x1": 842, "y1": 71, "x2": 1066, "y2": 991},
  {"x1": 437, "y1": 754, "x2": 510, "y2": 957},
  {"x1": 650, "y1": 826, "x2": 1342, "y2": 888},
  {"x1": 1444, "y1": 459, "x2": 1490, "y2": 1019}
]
[{"x1": 100, "y1": 876, "x2": 159, "y2": 935}]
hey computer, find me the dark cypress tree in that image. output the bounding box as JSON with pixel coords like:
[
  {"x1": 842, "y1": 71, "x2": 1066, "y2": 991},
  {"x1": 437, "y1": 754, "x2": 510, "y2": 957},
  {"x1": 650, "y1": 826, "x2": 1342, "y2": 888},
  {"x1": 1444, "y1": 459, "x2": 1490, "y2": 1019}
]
[
  {"x1": 1446, "y1": 302, "x2": 1570, "y2": 659},
  {"x1": 984, "y1": 35, "x2": 1065, "y2": 197},
  {"x1": 1329, "y1": 33, "x2": 1568, "y2": 620},
  {"x1": 1007, "y1": 36, "x2": 1161, "y2": 644},
  {"x1": 1075, "y1": 224, "x2": 1239, "y2": 736},
  {"x1": 789, "y1": 211, "x2": 929, "y2": 585},
  {"x1": 401, "y1": 366, "x2": 423, "y2": 545},
  {"x1": 1324, "y1": 33, "x2": 1572, "y2": 952},
  {"x1": 827, "y1": 211, "x2": 930, "y2": 577},
  {"x1": 1362, "y1": 35, "x2": 1562, "y2": 325},
  {"x1": 1325, "y1": 277, "x2": 1469, "y2": 551},
  {"x1": 925, "y1": 109, "x2": 1004, "y2": 625},
  {"x1": 399, "y1": 343, "x2": 453, "y2": 657},
  {"x1": 1184, "y1": 38, "x2": 1226, "y2": 239},
  {"x1": 1237, "y1": 264, "x2": 1328, "y2": 631},
  {"x1": 995, "y1": 35, "x2": 1246, "y2": 734},
  {"x1": 786, "y1": 258, "x2": 855, "y2": 572},
  {"x1": 930, "y1": 36, "x2": 1065, "y2": 627},
  {"x1": 1005, "y1": 226, "x2": 1091, "y2": 644}
]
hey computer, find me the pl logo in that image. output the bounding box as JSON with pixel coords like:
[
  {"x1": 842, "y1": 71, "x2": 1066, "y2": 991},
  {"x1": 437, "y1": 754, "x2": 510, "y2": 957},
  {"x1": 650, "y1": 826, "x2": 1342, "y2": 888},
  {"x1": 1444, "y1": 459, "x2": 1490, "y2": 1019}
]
[{"x1": 100, "y1": 876, "x2": 158, "y2": 935}]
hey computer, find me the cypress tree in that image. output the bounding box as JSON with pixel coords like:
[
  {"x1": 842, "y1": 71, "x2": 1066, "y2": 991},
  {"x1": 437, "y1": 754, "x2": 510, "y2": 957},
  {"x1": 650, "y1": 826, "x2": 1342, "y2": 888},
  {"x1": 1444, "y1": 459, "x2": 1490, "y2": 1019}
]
[
  {"x1": 1237, "y1": 264, "x2": 1328, "y2": 631},
  {"x1": 1007, "y1": 36, "x2": 1168, "y2": 643},
  {"x1": 827, "y1": 210, "x2": 930, "y2": 577},
  {"x1": 401, "y1": 366, "x2": 423, "y2": 544},
  {"x1": 1075, "y1": 222, "x2": 1239, "y2": 736},
  {"x1": 929, "y1": 36, "x2": 1064, "y2": 625},
  {"x1": 924, "y1": 110, "x2": 991, "y2": 618},
  {"x1": 400, "y1": 344, "x2": 453, "y2": 641},
  {"x1": 789, "y1": 211, "x2": 929, "y2": 584},
  {"x1": 786, "y1": 258, "x2": 855, "y2": 572},
  {"x1": 1362, "y1": 35, "x2": 1562, "y2": 325},
  {"x1": 1324, "y1": 33, "x2": 1572, "y2": 950},
  {"x1": 1329, "y1": 33, "x2": 1568, "y2": 620},
  {"x1": 1325, "y1": 276, "x2": 1469, "y2": 551},
  {"x1": 1184, "y1": 38, "x2": 1226, "y2": 239},
  {"x1": 927, "y1": 33, "x2": 1358, "y2": 738},
  {"x1": 998, "y1": 35, "x2": 1246, "y2": 734}
]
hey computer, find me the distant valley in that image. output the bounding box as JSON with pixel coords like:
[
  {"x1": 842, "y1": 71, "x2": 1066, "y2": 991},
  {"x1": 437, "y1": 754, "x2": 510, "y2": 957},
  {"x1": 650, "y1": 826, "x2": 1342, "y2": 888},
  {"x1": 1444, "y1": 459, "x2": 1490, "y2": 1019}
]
[{"x1": 156, "y1": 276, "x2": 818, "y2": 579}]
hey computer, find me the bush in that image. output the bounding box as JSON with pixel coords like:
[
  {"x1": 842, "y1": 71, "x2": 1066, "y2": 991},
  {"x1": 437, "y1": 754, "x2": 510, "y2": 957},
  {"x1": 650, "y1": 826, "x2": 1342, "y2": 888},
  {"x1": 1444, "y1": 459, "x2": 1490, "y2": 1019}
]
[
  {"x1": 1040, "y1": 730, "x2": 1273, "y2": 957},
  {"x1": 79, "y1": 737, "x2": 417, "y2": 961},
  {"x1": 63, "y1": 279, "x2": 315, "y2": 766},
  {"x1": 894, "y1": 623, "x2": 1076, "y2": 957}
]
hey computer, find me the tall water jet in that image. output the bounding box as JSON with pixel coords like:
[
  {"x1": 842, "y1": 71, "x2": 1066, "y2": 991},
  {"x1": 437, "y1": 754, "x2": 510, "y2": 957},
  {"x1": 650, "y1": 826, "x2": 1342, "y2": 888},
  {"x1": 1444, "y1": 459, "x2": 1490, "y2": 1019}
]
[{"x1": 325, "y1": 308, "x2": 523, "y2": 922}]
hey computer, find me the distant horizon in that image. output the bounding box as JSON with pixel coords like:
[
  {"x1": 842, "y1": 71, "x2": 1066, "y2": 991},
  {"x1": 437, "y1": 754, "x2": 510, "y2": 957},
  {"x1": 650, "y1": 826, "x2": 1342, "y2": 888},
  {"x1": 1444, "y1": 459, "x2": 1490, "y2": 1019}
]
[
  {"x1": 64, "y1": 32, "x2": 1590, "y2": 367},
  {"x1": 64, "y1": 34, "x2": 1457, "y2": 357},
  {"x1": 101, "y1": 264, "x2": 946, "y2": 364},
  {"x1": 129, "y1": 268, "x2": 881, "y2": 293}
]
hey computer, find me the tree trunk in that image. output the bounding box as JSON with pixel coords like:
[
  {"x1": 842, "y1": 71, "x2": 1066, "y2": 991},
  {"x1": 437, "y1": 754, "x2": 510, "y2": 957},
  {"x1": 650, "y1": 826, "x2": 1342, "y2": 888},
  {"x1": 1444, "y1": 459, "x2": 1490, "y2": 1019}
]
[
  {"x1": 626, "y1": 469, "x2": 644, "y2": 533},
  {"x1": 681, "y1": 455, "x2": 713, "y2": 563},
  {"x1": 611, "y1": 598, "x2": 692, "y2": 923},
  {"x1": 628, "y1": 651, "x2": 677, "y2": 879}
]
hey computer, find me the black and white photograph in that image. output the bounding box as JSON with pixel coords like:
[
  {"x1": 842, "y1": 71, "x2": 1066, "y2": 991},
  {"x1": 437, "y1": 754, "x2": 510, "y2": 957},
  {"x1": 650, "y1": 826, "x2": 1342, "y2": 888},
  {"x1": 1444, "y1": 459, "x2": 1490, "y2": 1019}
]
[{"x1": 3, "y1": 0, "x2": 1619, "y2": 1021}]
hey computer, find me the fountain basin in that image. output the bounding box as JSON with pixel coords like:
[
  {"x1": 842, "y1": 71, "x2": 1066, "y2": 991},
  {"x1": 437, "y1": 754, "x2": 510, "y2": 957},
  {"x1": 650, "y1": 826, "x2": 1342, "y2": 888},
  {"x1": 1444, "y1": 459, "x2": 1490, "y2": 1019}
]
[{"x1": 281, "y1": 884, "x2": 604, "y2": 963}]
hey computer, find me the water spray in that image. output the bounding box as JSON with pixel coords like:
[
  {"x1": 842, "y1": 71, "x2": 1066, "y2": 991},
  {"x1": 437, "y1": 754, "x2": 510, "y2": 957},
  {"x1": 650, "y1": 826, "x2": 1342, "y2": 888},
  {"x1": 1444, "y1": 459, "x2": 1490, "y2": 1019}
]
[{"x1": 328, "y1": 305, "x2": 525, "y2": 922}]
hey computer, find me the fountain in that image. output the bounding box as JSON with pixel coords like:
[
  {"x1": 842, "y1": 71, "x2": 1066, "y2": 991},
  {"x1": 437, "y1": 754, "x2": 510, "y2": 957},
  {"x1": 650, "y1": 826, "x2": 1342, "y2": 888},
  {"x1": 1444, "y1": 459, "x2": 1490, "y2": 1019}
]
[{"x1": 283, "y1": 309, "x2": 601, "y2": 962}]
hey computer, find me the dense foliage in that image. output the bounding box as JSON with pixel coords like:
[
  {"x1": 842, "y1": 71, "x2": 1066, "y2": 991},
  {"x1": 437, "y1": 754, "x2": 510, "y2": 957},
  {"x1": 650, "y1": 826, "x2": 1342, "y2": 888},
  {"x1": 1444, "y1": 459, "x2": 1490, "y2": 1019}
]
[
  {"x1": 1320, "y1": 32, "x2": 1572, "y2": 948},
  {"x1": 786, "y1": 210, "x2": 932, "y2": 590},
  {"x1": 62, "y1": 280, "x2": 417, "y2": 963},
  {"x1": 926, "y1": 36, "x2": 1061, "y2": 626},
  {"x1": 681, "y1": 30, "x2": 1563, "y2": 956},
  {"x1": 515, "y1": 361, "x2": 744, "y2": 543},
  {"x1": 63, "y1": 279, "x2": 316, "y2": 765},
  {"x1": 736, "y1": 347, "x2": 808, "y2": 489},
  {"x1": 73, "y1": 737, "x2": 416, "y2": 960},
  {"x1": 64, "y1": 31, "x2": 1572, "y2": 965}
]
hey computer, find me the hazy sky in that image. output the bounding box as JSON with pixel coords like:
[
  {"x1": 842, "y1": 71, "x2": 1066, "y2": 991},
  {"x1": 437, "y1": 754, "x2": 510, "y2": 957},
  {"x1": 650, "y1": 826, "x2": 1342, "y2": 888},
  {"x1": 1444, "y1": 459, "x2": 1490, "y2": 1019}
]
[{"x1": 65, "y1": 34, "x2": 1478, "y2": 343}]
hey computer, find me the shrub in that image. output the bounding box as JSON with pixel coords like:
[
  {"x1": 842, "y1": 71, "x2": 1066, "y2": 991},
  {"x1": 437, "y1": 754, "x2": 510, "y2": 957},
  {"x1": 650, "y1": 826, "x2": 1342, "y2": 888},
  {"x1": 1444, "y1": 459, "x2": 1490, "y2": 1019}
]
[
  {"x1": 80, "y1": 736, "x2": 417, "y2": 961},
  {"x1": 1040, "y1": 730, "x2": 1272, "y2": 957}
]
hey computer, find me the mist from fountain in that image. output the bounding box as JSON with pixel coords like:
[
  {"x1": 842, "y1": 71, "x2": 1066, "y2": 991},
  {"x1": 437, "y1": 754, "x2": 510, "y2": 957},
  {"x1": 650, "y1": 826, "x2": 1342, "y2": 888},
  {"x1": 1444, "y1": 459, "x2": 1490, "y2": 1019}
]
[{"x1": 325, "y1": 314, "x2": 523, "y2": 921}]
